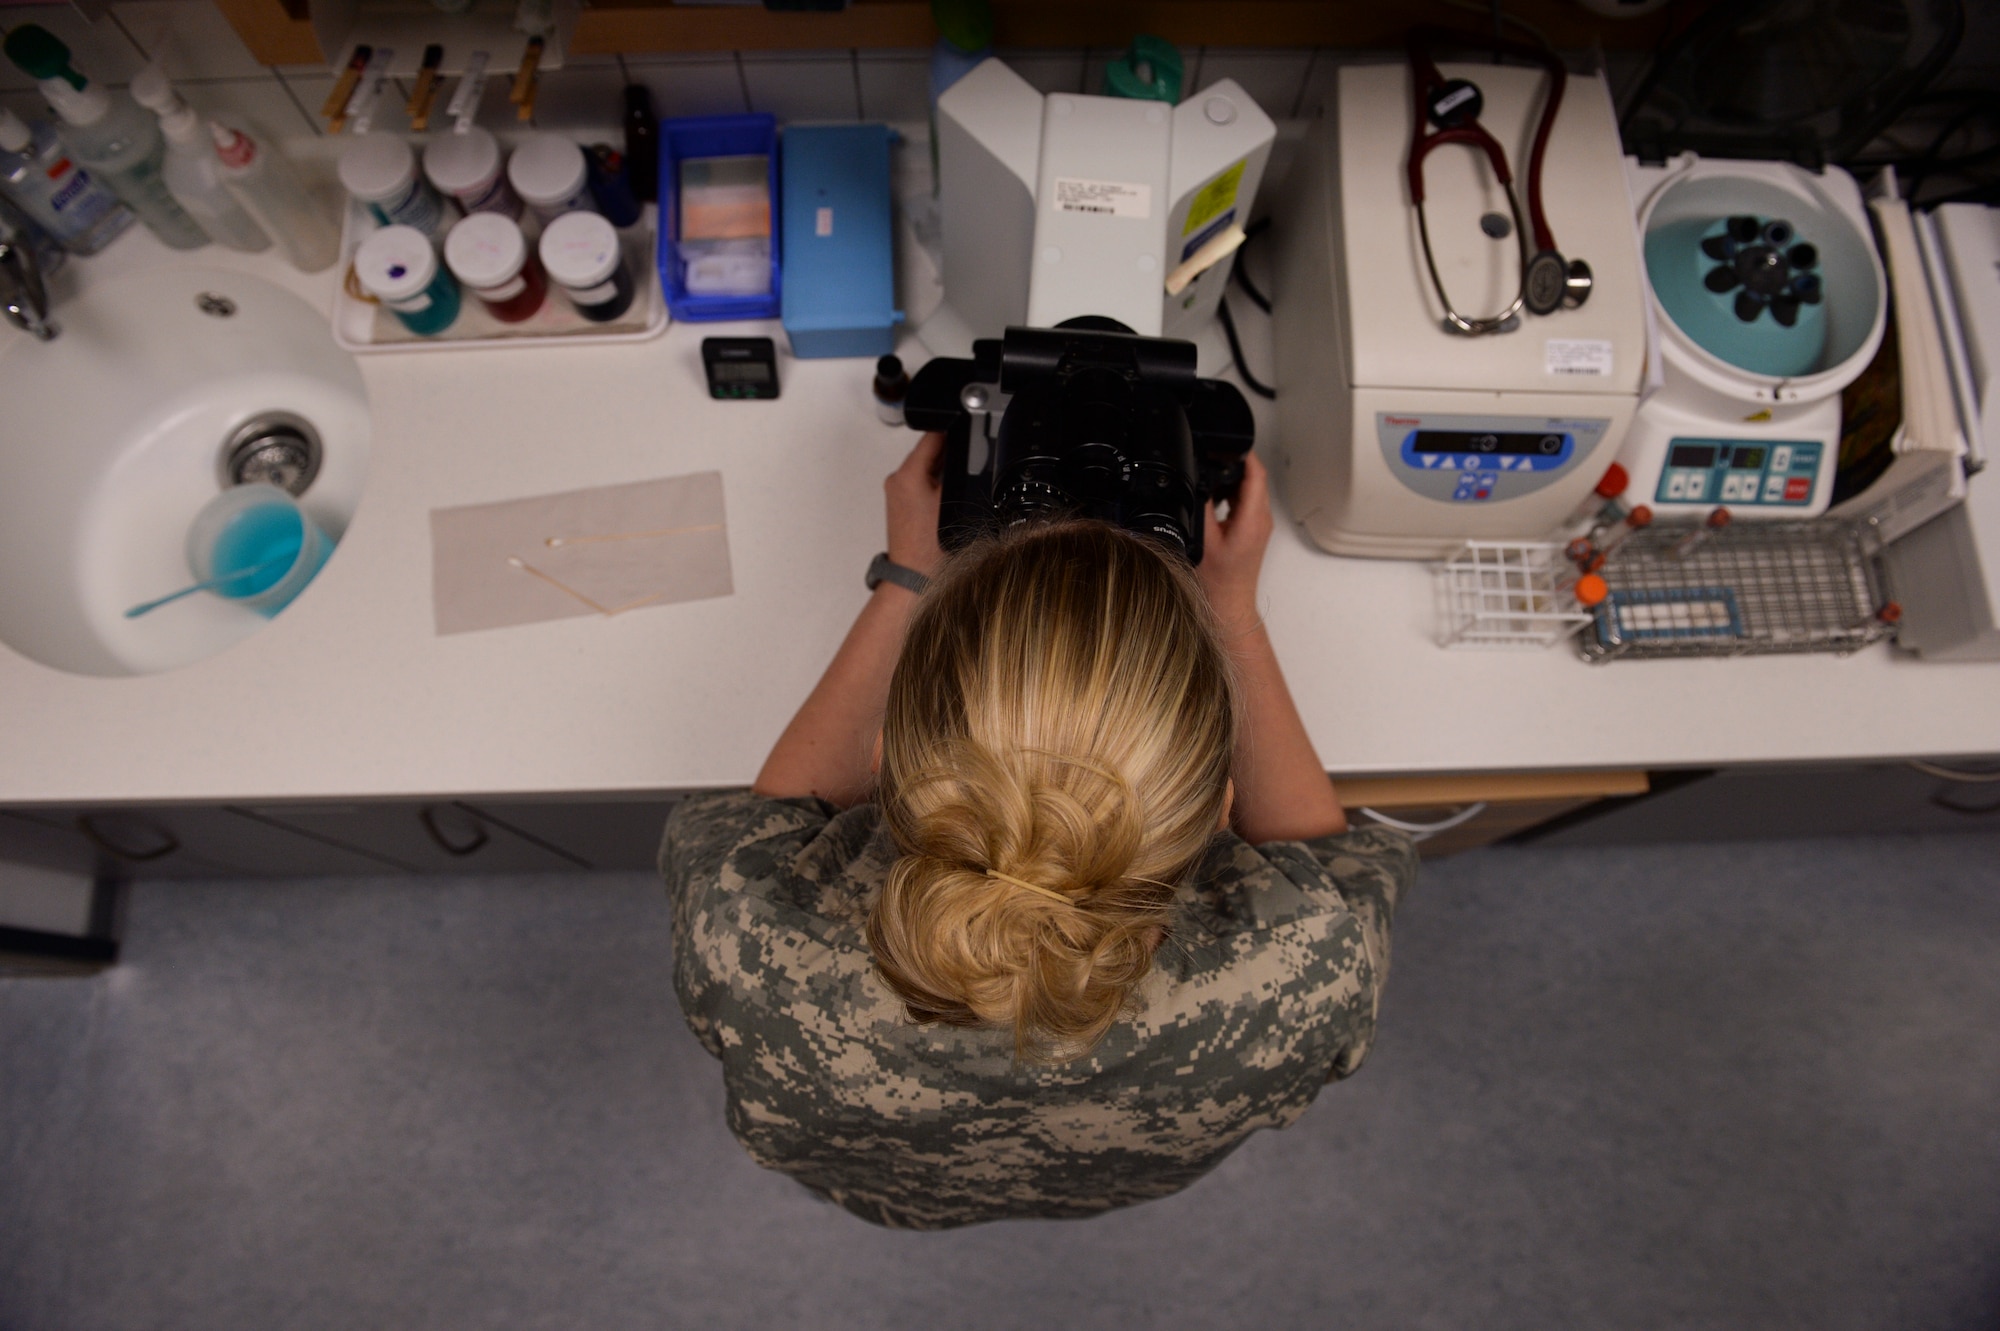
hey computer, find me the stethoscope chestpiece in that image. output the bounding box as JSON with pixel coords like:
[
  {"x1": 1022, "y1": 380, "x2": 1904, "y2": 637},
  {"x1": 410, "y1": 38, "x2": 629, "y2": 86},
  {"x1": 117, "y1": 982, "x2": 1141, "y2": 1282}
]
[{"x1": 1525, "y1": 251, "x2": 1595, "y2": 315}]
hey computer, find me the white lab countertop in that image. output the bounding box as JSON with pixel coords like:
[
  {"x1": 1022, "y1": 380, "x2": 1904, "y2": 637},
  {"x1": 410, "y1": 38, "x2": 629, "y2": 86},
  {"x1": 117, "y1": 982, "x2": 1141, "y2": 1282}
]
[{"x1": 3, "y1": 223, "x2": 1998, "y2": 808}]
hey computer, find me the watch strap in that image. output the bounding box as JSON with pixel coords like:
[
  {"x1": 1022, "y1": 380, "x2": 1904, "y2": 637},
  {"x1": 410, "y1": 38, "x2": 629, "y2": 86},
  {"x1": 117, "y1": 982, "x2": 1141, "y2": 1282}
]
[{"x1": 866, "y1": 552, "x2": 930, "y2": 596}]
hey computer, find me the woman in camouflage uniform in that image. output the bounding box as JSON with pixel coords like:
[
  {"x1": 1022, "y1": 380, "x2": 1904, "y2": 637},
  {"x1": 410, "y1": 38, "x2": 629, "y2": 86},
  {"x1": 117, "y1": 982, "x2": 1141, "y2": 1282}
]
[{"x1": 662, "y1": 432, "x2": 1416, "y2": 1228}]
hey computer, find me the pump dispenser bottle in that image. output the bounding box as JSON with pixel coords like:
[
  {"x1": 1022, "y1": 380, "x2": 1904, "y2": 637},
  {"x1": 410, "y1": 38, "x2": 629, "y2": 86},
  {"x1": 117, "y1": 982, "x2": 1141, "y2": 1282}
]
[
  {"x1": 130, "y1": 66, "x2": 269, "y2": 253},
  {"x1": 2, "y1": 25, "x2": 208, "y2": 249},
  {"x1": 0, "y1": 104, "x2": 132, "y2": 254}
]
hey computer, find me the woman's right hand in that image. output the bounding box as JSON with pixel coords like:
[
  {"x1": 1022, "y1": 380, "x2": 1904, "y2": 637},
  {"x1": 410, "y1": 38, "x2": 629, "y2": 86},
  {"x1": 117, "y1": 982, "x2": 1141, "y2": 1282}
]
[
  {"x1": 1199, "y1": 450, "x2": 1274, "y2": 634},
  {"x1": 885, "y1": 431, "x2": 947, "y2": 579}
]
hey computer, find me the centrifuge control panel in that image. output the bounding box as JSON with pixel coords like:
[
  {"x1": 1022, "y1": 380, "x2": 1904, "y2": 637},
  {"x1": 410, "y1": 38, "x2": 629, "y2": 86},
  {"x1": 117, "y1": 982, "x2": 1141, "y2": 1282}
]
[
  {"x1": 1653, "y1": 439, "x2": 1822, "y2": 507},
  {"x1": 1379, "y1": 412, "x2": 1611, "y2": 504}
]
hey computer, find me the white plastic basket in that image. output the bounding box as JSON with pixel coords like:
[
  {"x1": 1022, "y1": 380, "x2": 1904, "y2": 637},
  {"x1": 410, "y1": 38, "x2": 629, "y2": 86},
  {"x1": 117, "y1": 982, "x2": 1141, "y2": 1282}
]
[{"x1": 1433, "y1": 540, "x2": 1594, "y2": 649}]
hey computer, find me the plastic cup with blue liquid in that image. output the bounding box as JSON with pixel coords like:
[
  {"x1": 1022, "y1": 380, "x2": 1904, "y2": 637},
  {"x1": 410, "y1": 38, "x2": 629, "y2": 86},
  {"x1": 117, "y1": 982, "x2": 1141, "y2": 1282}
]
[{"x1": 184, "y1": 484, "x2": 333, "y2": 618}]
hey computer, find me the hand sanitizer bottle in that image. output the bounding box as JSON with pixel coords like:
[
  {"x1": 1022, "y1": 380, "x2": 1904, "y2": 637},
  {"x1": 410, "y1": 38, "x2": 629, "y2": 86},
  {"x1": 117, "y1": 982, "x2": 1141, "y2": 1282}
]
[
  {"x1": 0, "y1": 104, "x2": 133, "y2": 255},
  {"x1": 2, "y1": 24, "x2": 209, "y2": 250},
  {"x1": 130, "y1": 66, "x2": 270, "y2": 253}
]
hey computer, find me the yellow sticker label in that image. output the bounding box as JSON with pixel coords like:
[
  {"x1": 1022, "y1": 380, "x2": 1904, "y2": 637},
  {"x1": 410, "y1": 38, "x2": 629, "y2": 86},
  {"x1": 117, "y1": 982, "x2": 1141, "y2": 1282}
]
[
  {"x1": 1182, "y1": 160, "x2": 1246, "y2": 237},
  {"x1": 1743, "y1": 409, "x2": 1774, "y2": 423}
]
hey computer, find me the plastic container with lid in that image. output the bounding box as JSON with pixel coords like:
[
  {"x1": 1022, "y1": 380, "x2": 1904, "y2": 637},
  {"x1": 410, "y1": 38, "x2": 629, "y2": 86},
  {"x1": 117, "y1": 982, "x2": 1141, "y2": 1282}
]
[
  {"x1": 339, "y1": 133, "x2": 446, "y2": 238},
  {"x1": 539, "y1": 210, "x2": 632, "y2": 322},
  {"x1": 444, "y1": 211, "x2": 546, "y2": 323},
  {"x1": 353, "y1": 224, "x2": 461, "y2": 335},
  {"x1": 507, "y1": 132, "x2": 595, "y2": 222},
  {"x1": 424, "y1": 127, "x2": 521, "y2": 220}
]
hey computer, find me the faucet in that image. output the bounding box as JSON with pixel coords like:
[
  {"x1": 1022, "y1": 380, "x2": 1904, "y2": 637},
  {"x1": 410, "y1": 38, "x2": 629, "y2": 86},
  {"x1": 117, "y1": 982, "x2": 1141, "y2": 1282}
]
[{"x1": 0, "y1": 234, "x2": 57, "y2": 341}]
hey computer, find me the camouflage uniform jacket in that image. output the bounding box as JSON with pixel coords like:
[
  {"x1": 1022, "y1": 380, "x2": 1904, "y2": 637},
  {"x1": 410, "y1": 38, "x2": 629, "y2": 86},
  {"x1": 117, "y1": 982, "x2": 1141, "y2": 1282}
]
[{"x1": 661, "y1": 789, "x2": 1417, "y2": 1229}]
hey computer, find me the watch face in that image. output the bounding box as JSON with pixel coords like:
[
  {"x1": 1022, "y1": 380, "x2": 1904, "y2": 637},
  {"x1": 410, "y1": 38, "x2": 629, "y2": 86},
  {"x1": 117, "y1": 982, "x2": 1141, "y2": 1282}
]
[{"x1": 1525, "y1": 250, "x2": 1567, "y2": 316}]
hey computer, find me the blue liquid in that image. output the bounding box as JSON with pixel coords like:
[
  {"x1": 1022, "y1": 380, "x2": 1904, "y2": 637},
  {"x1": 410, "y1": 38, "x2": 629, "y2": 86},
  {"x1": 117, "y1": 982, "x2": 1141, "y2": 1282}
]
[
  {"x1": 388, "y1": 267, "x2": 463, "y2": 336},
  {"x1": 212, "y1": 504, "x2": 302, "y2": 596}
]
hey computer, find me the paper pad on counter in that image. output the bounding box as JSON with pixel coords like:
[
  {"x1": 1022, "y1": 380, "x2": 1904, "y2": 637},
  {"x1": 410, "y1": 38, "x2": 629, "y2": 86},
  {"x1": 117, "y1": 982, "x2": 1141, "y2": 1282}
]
[{"x1": 430, "y1": 472, "x2": 732, "y2": 635}]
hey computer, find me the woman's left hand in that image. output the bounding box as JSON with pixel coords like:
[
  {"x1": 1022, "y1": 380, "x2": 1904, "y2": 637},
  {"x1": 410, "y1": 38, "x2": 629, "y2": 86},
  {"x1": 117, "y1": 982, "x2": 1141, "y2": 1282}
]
[{"x1": 886, "y1": 431, "x2": 947, "y2": 578}]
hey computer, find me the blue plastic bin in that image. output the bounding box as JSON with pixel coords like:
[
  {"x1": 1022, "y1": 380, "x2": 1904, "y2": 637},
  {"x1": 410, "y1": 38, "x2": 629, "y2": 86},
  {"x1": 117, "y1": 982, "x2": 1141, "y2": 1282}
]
[
  {"x1": 657, "y1": 113, "x2": 781, "y2": 322},
  {"x1": 780, "y1": 124, "x2": 903, "y2": 359}
]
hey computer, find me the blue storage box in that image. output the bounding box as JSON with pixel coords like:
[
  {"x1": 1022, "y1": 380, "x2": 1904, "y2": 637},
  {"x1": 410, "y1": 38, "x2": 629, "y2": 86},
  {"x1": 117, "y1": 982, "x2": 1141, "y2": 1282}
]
[
  {"x1": 657, "y1": 113, "x2": 781, "y2": 323},
  {"x1": 780, "y1": 124, "x2": 903, "y2": 358}
]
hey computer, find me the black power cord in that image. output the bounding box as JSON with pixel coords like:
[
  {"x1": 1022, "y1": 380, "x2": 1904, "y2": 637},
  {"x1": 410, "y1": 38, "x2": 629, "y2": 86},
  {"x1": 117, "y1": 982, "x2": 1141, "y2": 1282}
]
[
  {"x1": 1219, "y1": 216, "x2": 1275, "y2": 399},
  {"x1": 1217, "y1": 297, "x2": 1275, "y2": 400}
]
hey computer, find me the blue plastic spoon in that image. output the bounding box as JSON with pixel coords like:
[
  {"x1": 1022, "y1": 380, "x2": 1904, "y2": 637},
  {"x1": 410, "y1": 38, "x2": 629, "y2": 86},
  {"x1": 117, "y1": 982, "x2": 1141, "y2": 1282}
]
[{"x1": 124, "y1": 555, "x2": 292, "y2": 619}]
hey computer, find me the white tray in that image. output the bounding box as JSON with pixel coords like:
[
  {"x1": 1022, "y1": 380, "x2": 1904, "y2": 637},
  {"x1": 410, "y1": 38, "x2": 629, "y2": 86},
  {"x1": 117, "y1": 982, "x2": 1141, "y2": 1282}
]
[{"x1": 332, "y1": 197, "x2": 668, "y2": 354}]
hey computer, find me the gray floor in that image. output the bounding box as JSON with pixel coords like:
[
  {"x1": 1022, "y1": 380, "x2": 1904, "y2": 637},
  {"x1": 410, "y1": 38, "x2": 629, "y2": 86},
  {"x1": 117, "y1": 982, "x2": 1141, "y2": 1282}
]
[{"x1": 5, "y1": 832, "x2": 1999, "y2": 1331}]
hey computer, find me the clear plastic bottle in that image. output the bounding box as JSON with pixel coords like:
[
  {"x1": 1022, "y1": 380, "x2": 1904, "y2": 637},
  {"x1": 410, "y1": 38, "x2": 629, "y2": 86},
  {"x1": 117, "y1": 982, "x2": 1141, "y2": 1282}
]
[
  {"x1": 2, "y1": 25, "x2": 208, "y2": 250},
  {"x1": 129, "y1": 67, "x2": 269, "y2": 254},
  {"x1": 0, "y1": 104, "x2": 132, "y2": 255},
  {"x1": 212, "y1": 123, "x2": 339, "y2": 273}
]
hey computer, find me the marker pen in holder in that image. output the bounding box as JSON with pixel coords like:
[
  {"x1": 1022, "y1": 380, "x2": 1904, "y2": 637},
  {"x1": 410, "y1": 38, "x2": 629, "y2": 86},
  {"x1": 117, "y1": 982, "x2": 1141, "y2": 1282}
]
[{"x1": 354, "y1": 224, "x2": 461, "y2": 336}]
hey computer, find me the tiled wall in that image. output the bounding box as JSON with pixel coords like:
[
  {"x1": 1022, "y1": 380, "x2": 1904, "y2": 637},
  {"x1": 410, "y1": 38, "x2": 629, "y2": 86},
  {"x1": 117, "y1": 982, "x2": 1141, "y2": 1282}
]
[
  {"x1": 0, "y1": 0, "x2": 1346, "y2": 144},
  {"x1": 3, "y1": 0, "x2": 1994, "y2": 146}
]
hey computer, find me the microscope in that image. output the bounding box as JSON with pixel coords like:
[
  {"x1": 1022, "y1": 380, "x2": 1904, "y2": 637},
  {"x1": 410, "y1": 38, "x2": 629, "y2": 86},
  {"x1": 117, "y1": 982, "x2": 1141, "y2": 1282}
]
[{"x1": 909, "y1": 58, "x2": 1273, "y2": 561}]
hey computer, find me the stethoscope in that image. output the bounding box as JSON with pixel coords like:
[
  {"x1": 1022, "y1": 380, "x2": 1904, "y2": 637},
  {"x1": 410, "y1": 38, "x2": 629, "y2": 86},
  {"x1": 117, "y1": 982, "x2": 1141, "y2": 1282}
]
[{"x1": 1405, "y1": 27, "x2": 1594, "y2": 335}]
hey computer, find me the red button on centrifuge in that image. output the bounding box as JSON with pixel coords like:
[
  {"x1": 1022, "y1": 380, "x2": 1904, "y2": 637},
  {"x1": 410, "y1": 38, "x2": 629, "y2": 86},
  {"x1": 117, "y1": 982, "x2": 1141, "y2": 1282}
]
[{"x1": 1785, "y1": 477, "x2": 1811, "y2": 502}]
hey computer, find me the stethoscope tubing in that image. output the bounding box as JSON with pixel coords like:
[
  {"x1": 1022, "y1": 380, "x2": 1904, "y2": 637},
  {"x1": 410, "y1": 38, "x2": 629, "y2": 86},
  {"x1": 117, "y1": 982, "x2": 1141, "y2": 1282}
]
[{"x1": 1405, "y1": 26, "x2": 1573, "y2": 332}]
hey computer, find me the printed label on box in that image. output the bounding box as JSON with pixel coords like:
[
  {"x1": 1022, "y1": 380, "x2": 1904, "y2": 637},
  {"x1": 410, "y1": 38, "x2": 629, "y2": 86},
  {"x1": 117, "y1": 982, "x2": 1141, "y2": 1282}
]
[
  {"x1": 815, "y1": 207, "x2": 833, "y2": 237},
  {"x1": 1053, "y1": 177, "x2": 1152, "y2": 219},
  {"x1": 1545, "y1": 339, "x2": 1614, "y2": 377}
]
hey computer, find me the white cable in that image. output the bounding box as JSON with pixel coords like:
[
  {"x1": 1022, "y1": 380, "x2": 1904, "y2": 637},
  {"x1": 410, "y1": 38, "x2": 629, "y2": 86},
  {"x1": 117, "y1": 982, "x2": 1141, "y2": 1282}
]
[
  {"x1": 1354, "y1": 802, "x2": 1489, "y2": 842},
  {"x1": 1907, "y1": 759, "x2": 2000, "y2": 783}
]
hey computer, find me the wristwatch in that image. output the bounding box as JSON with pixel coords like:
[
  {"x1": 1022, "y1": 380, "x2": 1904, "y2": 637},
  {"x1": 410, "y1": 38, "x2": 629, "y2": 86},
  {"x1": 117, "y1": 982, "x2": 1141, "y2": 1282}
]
[{"x1": 865, "y1": 552, "x2": 930, "y2": 596}]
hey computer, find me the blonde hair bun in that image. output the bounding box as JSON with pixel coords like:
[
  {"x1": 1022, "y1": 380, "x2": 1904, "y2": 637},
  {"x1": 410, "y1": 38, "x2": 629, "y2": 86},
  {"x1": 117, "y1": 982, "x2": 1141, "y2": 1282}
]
[{"x1": 869, "y1": 520, "x2": 1235, "y2": 1062}]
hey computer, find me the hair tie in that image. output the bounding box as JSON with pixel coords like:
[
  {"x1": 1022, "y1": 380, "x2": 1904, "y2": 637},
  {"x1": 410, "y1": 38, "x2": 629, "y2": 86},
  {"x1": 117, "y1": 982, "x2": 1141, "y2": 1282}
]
[{"x1": 985, "y1": 867, "x2": 1074, "y2": 906}]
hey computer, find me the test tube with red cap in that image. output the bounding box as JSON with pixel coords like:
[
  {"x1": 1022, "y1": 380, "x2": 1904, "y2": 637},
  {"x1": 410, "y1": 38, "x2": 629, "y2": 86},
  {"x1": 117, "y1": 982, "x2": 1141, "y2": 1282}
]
[
  {"x1": 1562, "y1": 463, "x2": 1630, "y2": 531},
  {"x1": 1671, "y1": 506, "x2": 1731, "y2": 559},
  {"x1": 1569, "y1": 504, "x2": 1652, "y2": 574}
]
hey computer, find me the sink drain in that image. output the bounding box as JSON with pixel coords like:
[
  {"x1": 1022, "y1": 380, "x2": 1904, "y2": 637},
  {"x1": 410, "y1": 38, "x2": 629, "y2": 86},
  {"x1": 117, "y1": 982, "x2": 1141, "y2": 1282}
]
[{"x1": 220, "y1": 412, "x2": 322, "y2": 496}]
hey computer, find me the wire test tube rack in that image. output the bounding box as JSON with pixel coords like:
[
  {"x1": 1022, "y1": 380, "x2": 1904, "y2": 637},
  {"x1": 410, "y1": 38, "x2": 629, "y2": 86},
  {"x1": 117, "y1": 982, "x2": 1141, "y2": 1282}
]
[{"x1": 1433, "y1": 541, "x2": 1596, "y2": 649}]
